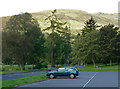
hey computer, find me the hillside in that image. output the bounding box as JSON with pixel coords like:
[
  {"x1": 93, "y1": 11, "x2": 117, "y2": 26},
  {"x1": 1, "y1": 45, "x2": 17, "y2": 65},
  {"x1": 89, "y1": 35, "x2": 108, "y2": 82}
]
[{"x1": 1, "y1": 9, "x2": 118, "y2": 34}]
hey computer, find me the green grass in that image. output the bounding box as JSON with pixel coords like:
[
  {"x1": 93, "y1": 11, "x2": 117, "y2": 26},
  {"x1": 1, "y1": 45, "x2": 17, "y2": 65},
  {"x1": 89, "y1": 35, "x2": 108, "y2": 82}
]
[
  {"x1": 2, "y1": 65, "x2": 34, "y2": 73},
  {"x1": 2, "y1": 63, "x2": 119, "y2": 73},
  {"x1": 2, "y1": 64, "x2": 62, "y2": 73},
  {"x1": 2, "y1": 65, "x2": 49, "y2": 73},
  {"x1": 77, "y1": 65, "x2": 118, "y2": 72},
  {"x1": 1, "y1": 74, "x2": 48, "y2": 89}
]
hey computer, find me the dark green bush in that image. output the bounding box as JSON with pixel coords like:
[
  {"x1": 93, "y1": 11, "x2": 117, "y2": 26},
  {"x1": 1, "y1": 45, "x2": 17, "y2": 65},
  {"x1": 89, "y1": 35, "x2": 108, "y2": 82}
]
[
  {"x1": 41, "y1": 62, "x2": 48, "y2": 68},
  {"x1": 34, "y1": 62, "x2": 48, "y2": 69},
  {"x1": 70, "y1": 62, "x2": 76, "y2": 66},
  {"x1": 34, "y1": 62, "x2": 42, "y2": 69}
]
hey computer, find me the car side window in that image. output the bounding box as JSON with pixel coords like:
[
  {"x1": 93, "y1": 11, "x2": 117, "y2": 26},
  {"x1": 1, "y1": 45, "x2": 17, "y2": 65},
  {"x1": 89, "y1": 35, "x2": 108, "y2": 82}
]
[{"x1": 58, "y1": 68, "x2": 65, "y2": 72}]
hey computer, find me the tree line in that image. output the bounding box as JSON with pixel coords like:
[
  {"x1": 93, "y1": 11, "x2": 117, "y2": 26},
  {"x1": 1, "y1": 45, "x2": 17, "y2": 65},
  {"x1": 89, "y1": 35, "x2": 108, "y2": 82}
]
[{"x1": 2, "y1": 10, "x2": 120, "y2": 70}]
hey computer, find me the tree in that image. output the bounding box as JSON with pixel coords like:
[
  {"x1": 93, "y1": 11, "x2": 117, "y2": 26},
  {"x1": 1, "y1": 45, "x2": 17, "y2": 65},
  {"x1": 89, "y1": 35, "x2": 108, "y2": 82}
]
[
  {"x1": 73, "y1": 33, "x2": 85, "y2": 65},
  {"x1": 99, "y1": 24, "x2": 118, "y2": 66},
  {"x1": 83, "y1": 30, "x2": 101, "y2": 67},
  {"x1": 2, "y1": 30, "x2": 19, "y2": 65},
  {"x1": 44, "y1": 10, "x2": 71, "y2": 67},
  {"x1": 110, "y1": 32, "x2": 120, "y2": 64},
  {"x1": 28, "y1": 34, "x2": 46, "y2": 66},
  {"x1": 81, "y1": 16, "x2": 99, "y2": 35},
  {"x1": 73, "y1": 30, "x2": 100, "y2": 67},
  {"x1": 45, "y1": 32, "x2": 62, "y2": 66},
  {"x1": 60, "y1": 25, "x2": 71, "y2": 65},
  {"x1": 3, "y1": 12, "x2": 44, "y2": 70},
  {"x1": 73, "y1": 17, "x2": 100, "y2": 67}
]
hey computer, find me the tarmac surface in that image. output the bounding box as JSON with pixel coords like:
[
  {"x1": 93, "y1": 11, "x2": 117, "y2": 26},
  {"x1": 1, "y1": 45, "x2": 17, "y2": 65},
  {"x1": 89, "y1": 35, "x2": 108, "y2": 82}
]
[
  {"x1": 2, "y1": 70, "x2": 47, "y2": 80},
  {"x1": 13, "y1": 72, "x2": 119, "y2": 89}
]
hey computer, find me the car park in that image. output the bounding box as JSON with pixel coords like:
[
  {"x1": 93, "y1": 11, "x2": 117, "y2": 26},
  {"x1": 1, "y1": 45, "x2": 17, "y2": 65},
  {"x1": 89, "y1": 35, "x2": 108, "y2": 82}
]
[{"x1": 46, "y1": 67, "x2": 79, "y2": 79}]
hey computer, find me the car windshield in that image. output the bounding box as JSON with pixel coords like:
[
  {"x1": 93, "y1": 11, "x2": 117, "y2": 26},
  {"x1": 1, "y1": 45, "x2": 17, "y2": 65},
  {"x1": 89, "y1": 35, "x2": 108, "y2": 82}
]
[
  {"x1": 67, "y1": 68, "x2": 73, "y2": 71},
  {"x1": 71, "y1": 68, "x2": 78, "y2": 71}
]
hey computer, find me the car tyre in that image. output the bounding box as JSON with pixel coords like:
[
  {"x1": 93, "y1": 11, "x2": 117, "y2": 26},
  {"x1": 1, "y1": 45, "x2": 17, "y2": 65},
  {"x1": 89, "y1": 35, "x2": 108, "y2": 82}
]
[
  {"x1": 69, "y1": 74, "x2": 76, "y2": 79},
  {"x1": 49, "y1": 74, "x2": 55, "y2": 79}
]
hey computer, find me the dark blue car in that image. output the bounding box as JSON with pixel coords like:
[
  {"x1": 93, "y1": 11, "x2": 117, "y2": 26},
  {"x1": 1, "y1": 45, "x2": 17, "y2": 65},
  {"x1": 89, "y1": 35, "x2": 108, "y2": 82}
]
[{"x1": 47, "y1": 67, "x2": 79, "y2": 79}]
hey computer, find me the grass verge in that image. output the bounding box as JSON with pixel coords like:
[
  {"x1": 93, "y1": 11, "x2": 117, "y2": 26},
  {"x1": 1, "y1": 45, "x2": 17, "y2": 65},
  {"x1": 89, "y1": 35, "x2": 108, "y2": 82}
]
[{"x1": 1, "y1": 74, "x2": 48, "y2": 89}]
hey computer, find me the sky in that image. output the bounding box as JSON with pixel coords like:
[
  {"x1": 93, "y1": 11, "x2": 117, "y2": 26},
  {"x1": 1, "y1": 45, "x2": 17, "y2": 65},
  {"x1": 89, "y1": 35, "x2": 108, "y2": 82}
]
[{"x1": 0, "y1": 0, "x2": 119, "y2": 17}]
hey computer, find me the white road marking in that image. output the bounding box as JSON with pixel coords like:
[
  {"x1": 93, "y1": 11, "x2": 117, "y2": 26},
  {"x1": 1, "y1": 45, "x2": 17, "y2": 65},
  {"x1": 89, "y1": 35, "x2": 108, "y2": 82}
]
[{"x1": 82, "y1": 72, "x2": 98, "y2": 89}]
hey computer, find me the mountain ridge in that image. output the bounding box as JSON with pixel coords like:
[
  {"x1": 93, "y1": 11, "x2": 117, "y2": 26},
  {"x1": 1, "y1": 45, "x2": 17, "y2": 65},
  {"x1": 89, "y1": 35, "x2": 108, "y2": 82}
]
[{"x1": 1, "y1": 9, "x2": 118, "y2": 34}]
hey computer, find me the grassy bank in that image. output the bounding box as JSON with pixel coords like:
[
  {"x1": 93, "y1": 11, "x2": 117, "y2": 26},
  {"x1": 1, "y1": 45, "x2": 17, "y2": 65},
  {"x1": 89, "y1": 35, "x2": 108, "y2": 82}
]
[
  {"x1": 77, "y1": 65, "x2": 118, "y2": 71},
  {"x1": 2, "y1": 74, "x2": 48, "y2": 89}
]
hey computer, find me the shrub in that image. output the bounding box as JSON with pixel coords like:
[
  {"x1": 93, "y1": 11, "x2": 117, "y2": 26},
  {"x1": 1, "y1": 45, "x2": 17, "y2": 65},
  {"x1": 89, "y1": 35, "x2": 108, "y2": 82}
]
[
  {"x1": 70, "y1": 62, "x2": 76, "y2": 66},
  {"x1": 34, "y1": 62, "x2": 42, "y2": 69},
  {"x1": 34, "y1": 62, "x2": 48, "y2": 69},
  {"x1": 41, "y1": 62, "x2": 48, "y2": 68}
]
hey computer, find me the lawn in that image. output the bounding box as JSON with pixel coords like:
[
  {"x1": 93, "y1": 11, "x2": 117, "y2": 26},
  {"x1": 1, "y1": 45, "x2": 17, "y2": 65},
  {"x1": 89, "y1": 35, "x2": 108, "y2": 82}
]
[
  {"x1": 1, "y1": 74, "x2": 48, "y2": 89},
  {"x1": 77, "y1": 64, "x2": 118, "y2": 71},
  {"x1": 2, "y1": 65, "x2": 49, "y2": 73},
  {"x1": 1, "y1": 64, "x2": 62, "y2": 73}
]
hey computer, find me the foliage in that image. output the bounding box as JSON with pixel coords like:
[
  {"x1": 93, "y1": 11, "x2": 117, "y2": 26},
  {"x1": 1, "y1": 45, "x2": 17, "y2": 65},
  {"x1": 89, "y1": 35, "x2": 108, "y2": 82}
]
[
  {"x1": 99, "y1": 24, "x2": 119, "y2": 65},
  {"x1": 73, "y1": 30, "x2": 100, "y2": 67},
  {"x1": 2, "y1": 10, "x2": 119, "y2": 69},
  {"x1": 2, "y1": 12, "x2": 45, "y2": 70},
  {"x1": 34, "y1": 62, "x2": 48, "y2": 69},
  {"x1": 73, "y1": 17, "x2": 100, "y2": 67},
  {"x1": 73, "y1": 18, "x2": 119, "y2": 67},
  {"x1": 81, "y1": 16, "x2": 99, "y2": 35},
  {"x1": 44, "y1": 10, "x2": 71, "y2": 67}
]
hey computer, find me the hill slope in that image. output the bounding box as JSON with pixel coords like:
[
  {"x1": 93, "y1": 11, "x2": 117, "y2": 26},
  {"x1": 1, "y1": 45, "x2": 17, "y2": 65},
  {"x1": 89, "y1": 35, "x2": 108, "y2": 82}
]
[{"x1": 1, "y1": 9, "x2": 118, "y2": 34}]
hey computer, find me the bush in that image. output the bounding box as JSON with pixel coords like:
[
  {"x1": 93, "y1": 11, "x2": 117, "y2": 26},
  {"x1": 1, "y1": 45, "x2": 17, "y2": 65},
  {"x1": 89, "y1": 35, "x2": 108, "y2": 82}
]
[
  {"x1": 41, "y1": 62, "x2": 48, "y2": 68},
  {"x1": 34, "y1": 62, "x2": 42, "y2": 69},
  {"x1": 34, "y1": 62, "x2": 48, "y2": 69},
  {"x1": 70, "y1": 62, "x2": 76, "y2": 66}
]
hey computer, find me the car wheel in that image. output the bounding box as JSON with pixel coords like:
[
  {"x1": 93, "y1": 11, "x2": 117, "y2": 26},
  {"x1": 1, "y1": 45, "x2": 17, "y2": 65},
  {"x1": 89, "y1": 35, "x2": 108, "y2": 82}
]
[
  {"x1": 49, "y1": 74, "x2": 55, "y2": 79},
  {"x1": 69, "y1": 74, "x2": 76, "y2": 79}
]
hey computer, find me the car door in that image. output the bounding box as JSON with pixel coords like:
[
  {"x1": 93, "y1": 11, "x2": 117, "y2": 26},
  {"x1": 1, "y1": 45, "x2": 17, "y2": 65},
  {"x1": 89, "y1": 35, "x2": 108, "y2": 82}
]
[
  {"x1": 55, "y1": 68, "x2": 66, "y2": 76},
  {"x1": 64, "y1": 68, "x2": 71, "y2": 76}
]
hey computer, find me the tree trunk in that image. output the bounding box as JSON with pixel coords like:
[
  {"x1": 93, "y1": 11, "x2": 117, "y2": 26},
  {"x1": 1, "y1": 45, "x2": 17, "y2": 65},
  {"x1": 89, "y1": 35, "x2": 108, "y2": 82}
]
[
  {"x1": 67, "y1": 56, "x2": 70, "y2": 66},
  {"x1": 92, "y1": 52, "x2": 96, "y2": 68},
  {"x1": 9, "y1": 64, "x2": 13, "y2": 71},
  {"x1": 21, "y1": 63, "x2": 25, "y2": 70},
  {"x1": 51, "y1": 33, "x2": 55, "y2": 67},
  {"x1": 51, "y1": 48, "x2": 54, "y2": 67},
  {"x1": 92, "y1": 59, "x2": 96, "y2": 68},
  {"x1": 80, "y1": 61, "x2": 84, "y2": 66},
  {"x1": 18, "y1": 64, "x2": 22, "y2": 70},
  {"x1": 110, "y1": 59, "x2": 112, "y2": 66},
  {"x1": 78, "y1": 61, "x2": 80, "y2": 65}
]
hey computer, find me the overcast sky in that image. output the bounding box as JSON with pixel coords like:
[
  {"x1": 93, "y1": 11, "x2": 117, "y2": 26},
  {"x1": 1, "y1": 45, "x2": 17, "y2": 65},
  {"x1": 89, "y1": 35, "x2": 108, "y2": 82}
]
[{"x1": 0, "y1": 0, "x2": 119, "y2": 17}]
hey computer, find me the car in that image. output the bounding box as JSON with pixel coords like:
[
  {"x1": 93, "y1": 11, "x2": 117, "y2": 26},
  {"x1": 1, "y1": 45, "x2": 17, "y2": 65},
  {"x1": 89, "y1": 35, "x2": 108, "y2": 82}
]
[{"x1": 46, "y1": 67, "x2": 79, "y2": 79}]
